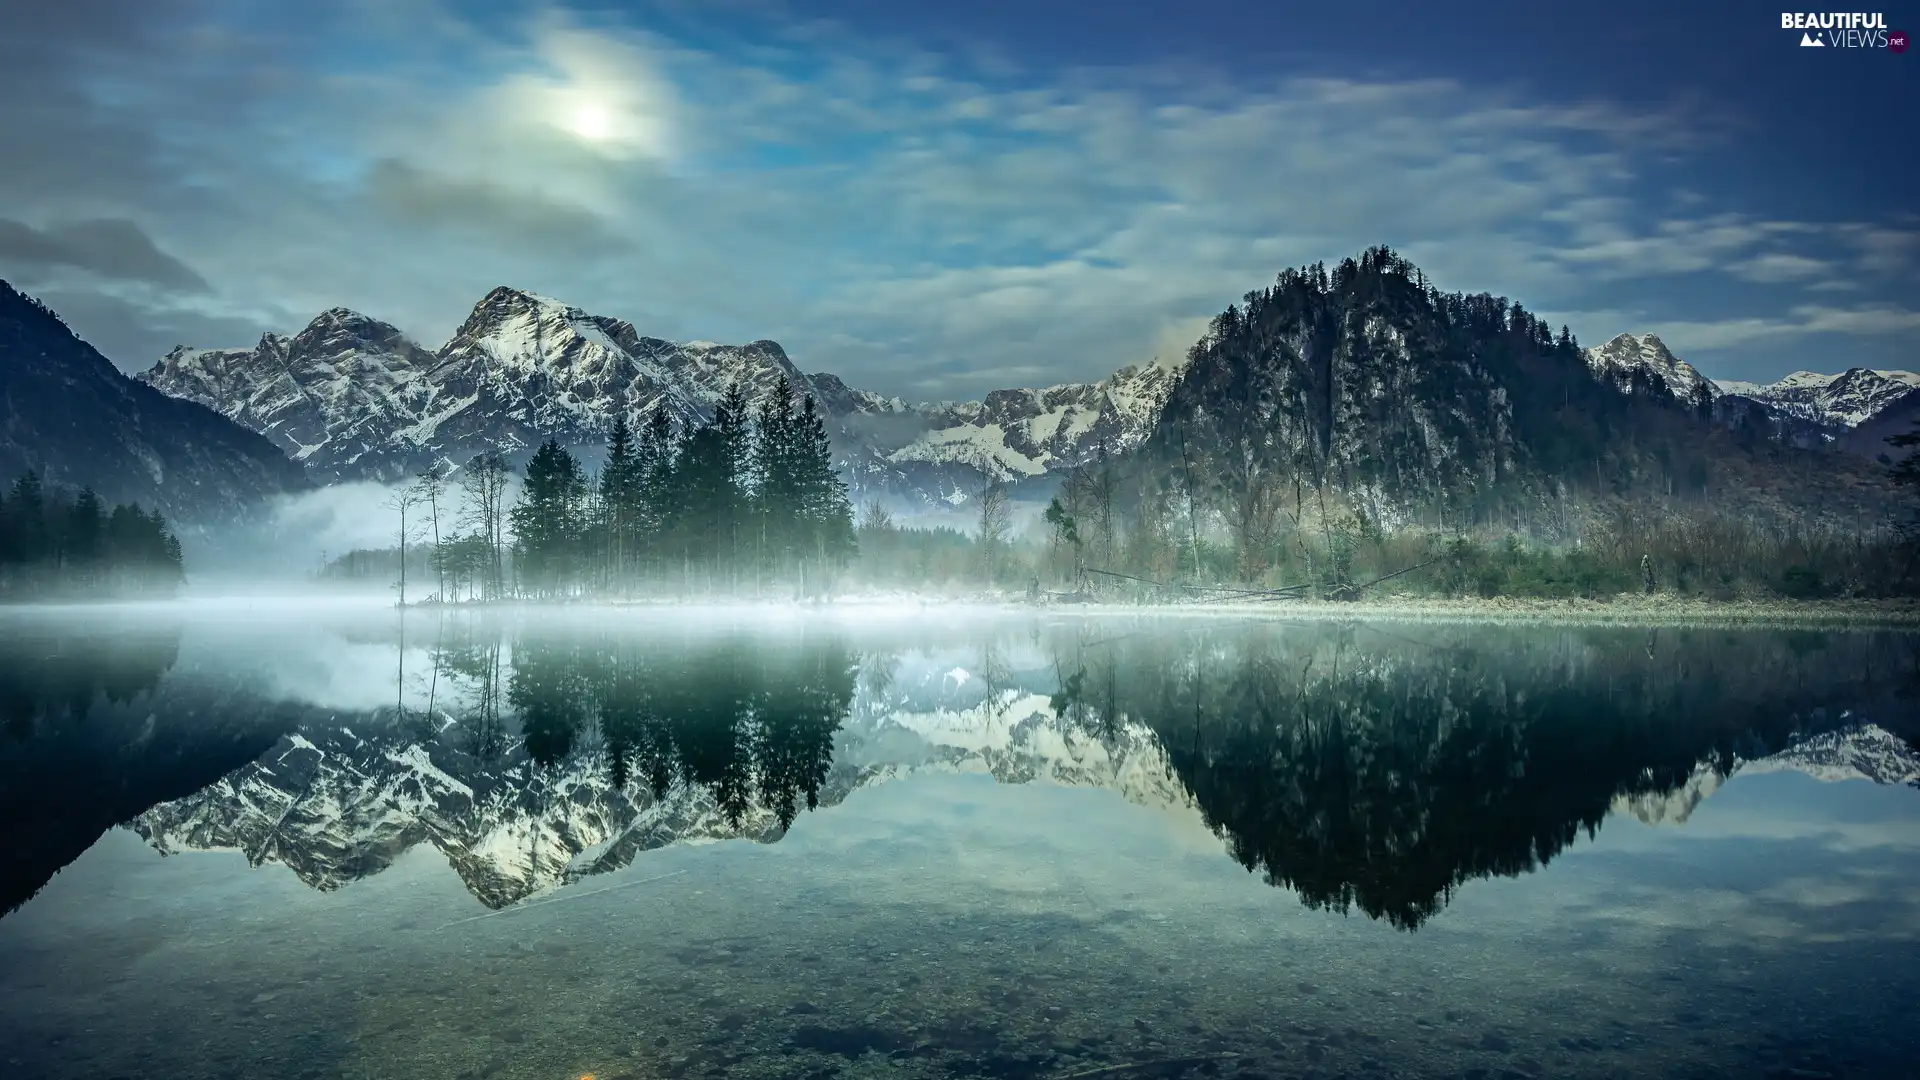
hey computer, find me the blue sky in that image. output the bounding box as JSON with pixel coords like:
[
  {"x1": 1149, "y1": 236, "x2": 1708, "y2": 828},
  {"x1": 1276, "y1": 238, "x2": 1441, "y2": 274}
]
[{"x1": 0, "y1": 0, "x2": 1913, "y2": 397}]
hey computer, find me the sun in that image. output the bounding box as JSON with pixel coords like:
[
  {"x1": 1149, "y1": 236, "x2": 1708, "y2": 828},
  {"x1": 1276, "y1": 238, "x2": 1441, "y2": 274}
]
[{"x1": 561, "y1": 98, "x2": 617, "y2": 143}]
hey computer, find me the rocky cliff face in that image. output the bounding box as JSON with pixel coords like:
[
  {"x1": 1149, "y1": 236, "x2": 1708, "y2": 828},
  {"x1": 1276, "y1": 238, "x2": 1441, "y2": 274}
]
[{"x1": 0, "y1": 280, "x2": 308, "y2": 526}]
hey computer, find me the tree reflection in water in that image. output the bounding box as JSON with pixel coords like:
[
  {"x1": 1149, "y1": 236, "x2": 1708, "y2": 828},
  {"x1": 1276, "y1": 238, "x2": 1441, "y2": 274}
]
[{"x1": 1048, "y1": 623, "x2": 1919, "y2": 929}]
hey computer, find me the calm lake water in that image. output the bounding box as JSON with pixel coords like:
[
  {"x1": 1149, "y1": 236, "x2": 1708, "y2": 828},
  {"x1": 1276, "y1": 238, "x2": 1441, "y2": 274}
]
[{"x1": 1, "y1": 604, "x2": 1918, "y2": 1080}]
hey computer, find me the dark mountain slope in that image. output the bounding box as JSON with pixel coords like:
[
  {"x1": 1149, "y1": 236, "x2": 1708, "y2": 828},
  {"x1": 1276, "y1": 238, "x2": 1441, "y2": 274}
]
[{"x1": 0, "y1": 281, "x2": 308, "y2": 525}]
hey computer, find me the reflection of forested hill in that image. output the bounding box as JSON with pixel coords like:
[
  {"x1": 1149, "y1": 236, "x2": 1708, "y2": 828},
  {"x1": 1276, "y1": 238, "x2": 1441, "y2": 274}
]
[
  {"x1": 1048, "y1": 625, "x2": 1920, "y2": 929},
  {"x1": 0, "y1": 627, "x2": 307, "y2": 915}
]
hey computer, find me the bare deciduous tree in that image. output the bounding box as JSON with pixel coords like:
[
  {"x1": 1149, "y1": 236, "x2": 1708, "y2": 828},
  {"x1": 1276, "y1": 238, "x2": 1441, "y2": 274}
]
[
  {"x1": 976, "y1": 478, "x2": 1013, "y2": 585},
  {"x1": 412, "y1": 466, "x2": 447, "y2": 601},
  {"x1": 459, "y1": 452, "x2": 513, "y2": 599},
  {"x1": 383, "y1": 486, "x2": 421, "y2": 607}
]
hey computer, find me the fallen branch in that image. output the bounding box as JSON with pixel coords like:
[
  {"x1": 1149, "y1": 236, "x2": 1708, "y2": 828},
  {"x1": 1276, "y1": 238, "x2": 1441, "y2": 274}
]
[
  {"x1": 1083, "y1": 567, "x2": 1171, "y2": 588},
  {"x1": 1350, "y1": 557, "x2": 1444, "y2": 593}
]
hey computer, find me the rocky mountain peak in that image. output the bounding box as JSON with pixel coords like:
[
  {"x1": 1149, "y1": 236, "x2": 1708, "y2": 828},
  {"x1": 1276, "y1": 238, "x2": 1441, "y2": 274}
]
[
  {"x1": 1714, "y1": 364, "x2": 1919, "y2": 429},
  {"x1": 1586, "y1": 332, "x2": 1717, "y2": 406}
]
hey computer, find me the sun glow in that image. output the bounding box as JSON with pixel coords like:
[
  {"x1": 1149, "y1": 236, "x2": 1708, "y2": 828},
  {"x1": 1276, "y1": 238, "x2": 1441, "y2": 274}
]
[{"x1": 560, "y1": 97, "x2": 617, "y2": 143}]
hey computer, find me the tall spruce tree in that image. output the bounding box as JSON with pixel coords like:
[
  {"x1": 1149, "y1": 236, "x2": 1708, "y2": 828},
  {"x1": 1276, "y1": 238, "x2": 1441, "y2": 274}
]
[
  {"x1": 511, "y1": 440, "x2": 588, "y2": 597},
  {"x1": 600, "y1": 413, "x2": 645, "y2": 591},
  {"x1": 638, "y1": 404, "x2": 679, "y2": 577},
  {"x1": 753, "y1": 377, "x2": 800, "y2": 576},
  {"x1": 790, "y1": 393, "x2": 855, "y2": 576},
  {"x1": 714, "y1": 382, "x2": 753, "y2": 583}
]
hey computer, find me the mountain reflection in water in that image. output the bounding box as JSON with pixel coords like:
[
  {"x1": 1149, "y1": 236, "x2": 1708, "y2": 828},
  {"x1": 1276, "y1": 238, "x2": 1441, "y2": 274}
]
[{"x1": 2, "y1": 616, "x2": 1916, "y2": 929}]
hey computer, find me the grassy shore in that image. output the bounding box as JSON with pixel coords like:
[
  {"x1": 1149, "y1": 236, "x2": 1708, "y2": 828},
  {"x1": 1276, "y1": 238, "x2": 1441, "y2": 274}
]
[{"x1": 1148, "y1": 592, "x2": 1920, "y2": 628}]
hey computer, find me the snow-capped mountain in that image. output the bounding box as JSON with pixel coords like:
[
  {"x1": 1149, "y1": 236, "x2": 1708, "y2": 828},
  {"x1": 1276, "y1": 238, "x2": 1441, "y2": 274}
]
[
  {"x1": 1586, "y1": 333, "x2": 1718, "y2": 411},
  {"x1": 1716, "y1": 367, "x2": 1920, "y2": 430},
  {"x1": 1586, "y1": 332, "x2": 1917, "y2": 431},
  {"x1": 140, "y1": 287, "x2": 1177, "y2": 507},
  {"x1": 886, "y1": 360, "x2": 1179, "y2": 496},
  {"x1": 142, "y1": 288, "x2": 851, "y2": 485},
  {"x1": 150, "y1": 309, "x2": 439, "y2": 479}
]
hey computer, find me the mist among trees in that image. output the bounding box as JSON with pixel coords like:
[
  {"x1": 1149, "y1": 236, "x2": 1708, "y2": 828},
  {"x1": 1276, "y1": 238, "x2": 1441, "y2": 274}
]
[
  {"x1": 0, "y1": 471, "x2": 185, "y2": 599},
  {"x1": 385, "y1": 377, "x2": 857, "y2": 602}
]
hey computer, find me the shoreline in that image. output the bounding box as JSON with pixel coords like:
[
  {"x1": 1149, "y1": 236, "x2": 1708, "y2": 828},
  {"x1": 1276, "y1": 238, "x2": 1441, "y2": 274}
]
[
  {"x1": 409, "y1": 592, "x2": 1920, "y2": 628},
  {"x1": 6, "y1": 592, "x2": 1918, "y2": 629}
]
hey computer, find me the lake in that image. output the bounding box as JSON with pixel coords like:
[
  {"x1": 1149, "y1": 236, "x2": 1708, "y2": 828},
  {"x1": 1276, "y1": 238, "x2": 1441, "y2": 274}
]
[{"x1": 1, "y1": 604, "x2": 1917, "y2": 1080}]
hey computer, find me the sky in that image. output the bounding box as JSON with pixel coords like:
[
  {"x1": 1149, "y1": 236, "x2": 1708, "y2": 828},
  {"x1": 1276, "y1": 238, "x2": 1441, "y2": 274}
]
[{"x1": 0, "y1": 0, "x2": 1914, "y2": 399}]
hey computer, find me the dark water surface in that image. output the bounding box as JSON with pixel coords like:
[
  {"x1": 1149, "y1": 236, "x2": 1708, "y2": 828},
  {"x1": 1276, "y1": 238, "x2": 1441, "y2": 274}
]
[{"x1": 1, "y1": 605, "x2": 1918, "y2": 1080}]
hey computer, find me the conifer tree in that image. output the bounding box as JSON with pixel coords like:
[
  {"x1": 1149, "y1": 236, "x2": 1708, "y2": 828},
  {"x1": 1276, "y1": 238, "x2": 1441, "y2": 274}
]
[
  {"x1": 714, "y1": 382, "x2": 753, "y2": 581},
  {"x1": 790, "y1": 393, "x2": 855, "y2": 574},
  {"x1": 600, "y1": 413, "x2": 643, "y2": 590},
  {"x1": 511, "y1": 440, "x2": 588, "y2": 597},
  {"x1": 753, "y1": 377, "x2": 800, "y2": 575},
  {"x1": 638, "y1": 404, "x2": 679, "y2": 575}
]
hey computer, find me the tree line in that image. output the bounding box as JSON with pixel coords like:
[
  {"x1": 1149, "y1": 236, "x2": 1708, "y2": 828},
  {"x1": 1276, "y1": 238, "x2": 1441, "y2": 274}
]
[
  {"x1": 0, "y1": 471, "x2": 184, "y2": 599},
  {"x1": 388, "y1": 377, "x2": 856, "y2": 602}
]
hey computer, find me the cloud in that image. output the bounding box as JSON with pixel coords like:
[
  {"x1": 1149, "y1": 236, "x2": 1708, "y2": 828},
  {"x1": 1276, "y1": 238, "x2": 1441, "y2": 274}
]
[
  {"x1": 1618, "y1": 304, "x2": 1920, "y2": 352},
  {"x1": 363, "y1": 159, "x2": 627, "y2": 256},
  {"x1": 1728, "y1": 252, "x2": 1832, "y2": 284},
  {"x1": 24, "y1": 285, "x2": 275, "y2": 368},
  {"x1": 0, "y1": 218, "x2": 209, "y2": 292},
  {"x1": 0, "y1": 0, "x2": 1909, "y2": 393}
]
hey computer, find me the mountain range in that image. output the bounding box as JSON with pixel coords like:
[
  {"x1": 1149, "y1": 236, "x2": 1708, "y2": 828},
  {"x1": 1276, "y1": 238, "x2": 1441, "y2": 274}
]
[
  {"x1": 6, "y1": 257, "x2": 1911, "y2": 525},
  {"x1": 136, "y1": 280, "x2": 1912, "y2": 516},
  {"x1": 1587, "y1": 331, "x2": 1919, "y2": 436},
  {"x1": 140, "y1": 287, "x2": 1180, "y2": 511},
  {"x1": 0, "y1": 280, "x2": 308, "y2": 525}
]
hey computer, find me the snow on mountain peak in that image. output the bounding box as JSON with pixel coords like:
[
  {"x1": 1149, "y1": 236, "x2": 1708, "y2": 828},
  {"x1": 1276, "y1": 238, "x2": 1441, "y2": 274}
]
[
  {"x1": 1585, "y1": 333, "x2": 1717, "y2": 406},
  {"x1": 138, "y1": 283, "x2": 1190, "y2": 504},
  {"x1": 1711, "y1": 365, "x2": 1919, "y2": 429}
]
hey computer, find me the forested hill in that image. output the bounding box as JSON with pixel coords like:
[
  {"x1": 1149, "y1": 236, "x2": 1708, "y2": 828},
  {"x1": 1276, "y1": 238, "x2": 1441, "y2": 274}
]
[
  {"x1": 1142, "y1": 247, "x2": 1891, "y2": 531},
  {"x1": 0, "y1": 281, "x2": 308, "y2": 526}
]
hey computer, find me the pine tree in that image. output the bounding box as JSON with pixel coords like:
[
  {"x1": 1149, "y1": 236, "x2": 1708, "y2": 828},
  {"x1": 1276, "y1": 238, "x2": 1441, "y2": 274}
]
[
  {"x1": 511, "y1": 440, "x2": 589, "y2": 597},
  {"x1": 753, "y1": 376, "x2": 800, "y2": 576},
  {"x1": 638, "y1": 404, "x2": 678, "y2": 577},
  {"x1": 790, "y1": 393, "x2": 855, "y2": 580},
  {"x1": 8, "y1": 472, "x2": 46, "y2": 565},
  {"x1": 714, "y1": 381, "x2": 753, "y2": 584},
  {"x1": 600, "y1": 413, "x2": 643, "y2": 591}
]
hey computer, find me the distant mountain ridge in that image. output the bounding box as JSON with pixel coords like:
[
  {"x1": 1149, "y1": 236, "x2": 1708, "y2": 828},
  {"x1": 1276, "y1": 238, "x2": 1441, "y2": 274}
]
[
  {"x1": 141, "y1": 287, "x2": 1177, "y2": 510},
  {"x1": 1586, "y1": 331, "x2": 1918, "y2": 436}
]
